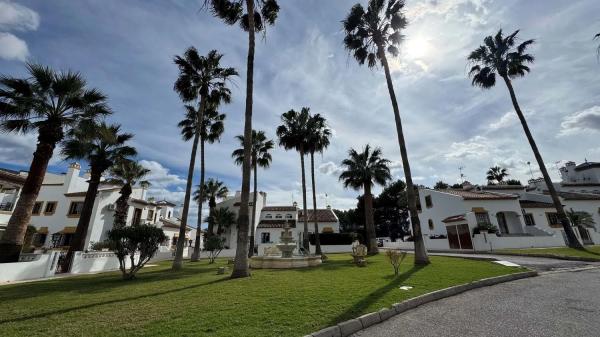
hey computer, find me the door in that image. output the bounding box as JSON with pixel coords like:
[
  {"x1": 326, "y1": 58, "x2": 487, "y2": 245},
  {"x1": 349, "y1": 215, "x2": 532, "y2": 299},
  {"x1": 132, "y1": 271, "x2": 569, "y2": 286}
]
[
  {"x1": 133, "y1": 208, "x2": 142, "y2": 225},
  {"x1": 446, "y1": 224, "x2": 473, "y2": 250},
  {"x1": 446, "y1": 225, "x2": 460, "y2": 249},
  {"x1": 497, "y1": 212, "x2": 509, "y2": 234}
]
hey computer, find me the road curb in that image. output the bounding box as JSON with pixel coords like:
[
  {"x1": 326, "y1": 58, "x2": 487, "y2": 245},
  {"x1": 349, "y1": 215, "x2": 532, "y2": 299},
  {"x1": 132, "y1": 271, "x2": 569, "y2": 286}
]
[
  {"x1": 481, "y1": 252, "x2": 600, "y2": 262},
  {"x1": 304, "y1": 270, "x2": 537, "y2": 337}
]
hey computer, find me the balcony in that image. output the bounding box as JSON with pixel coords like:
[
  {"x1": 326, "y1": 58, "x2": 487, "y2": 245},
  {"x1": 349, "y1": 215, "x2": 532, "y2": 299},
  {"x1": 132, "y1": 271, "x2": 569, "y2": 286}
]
[{"x1": 0, "y1": 202, "x2": 14, "y2": 212}]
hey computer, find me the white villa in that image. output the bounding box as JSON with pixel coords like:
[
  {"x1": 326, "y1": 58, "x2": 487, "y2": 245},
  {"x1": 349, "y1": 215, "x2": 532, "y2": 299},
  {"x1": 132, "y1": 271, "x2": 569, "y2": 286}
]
[
  {"x1": 0, "y1": 163, "x2": 190, "y2": 252},
  {"x1": 413, "y1": 160, "x2": 600, "y2": 251}
]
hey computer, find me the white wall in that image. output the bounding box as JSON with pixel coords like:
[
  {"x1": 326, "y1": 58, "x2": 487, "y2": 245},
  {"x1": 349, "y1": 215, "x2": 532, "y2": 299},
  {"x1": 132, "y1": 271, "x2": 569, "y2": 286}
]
[
  {"x1": 0, "y1": 251, "x2": 59, "y2": 283},
  {"x1": 471, "y1": 233, "x2": 566, "y2": 251},
  {"x1": 418, "y1": 189, "x2": 466, "y2": 236}
]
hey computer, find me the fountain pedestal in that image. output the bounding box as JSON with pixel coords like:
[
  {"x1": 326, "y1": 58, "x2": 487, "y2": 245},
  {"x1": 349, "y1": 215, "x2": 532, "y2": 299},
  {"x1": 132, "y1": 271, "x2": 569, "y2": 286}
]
[{"x1": 250, "y1": 224, "x2": 322, "y2": 269}]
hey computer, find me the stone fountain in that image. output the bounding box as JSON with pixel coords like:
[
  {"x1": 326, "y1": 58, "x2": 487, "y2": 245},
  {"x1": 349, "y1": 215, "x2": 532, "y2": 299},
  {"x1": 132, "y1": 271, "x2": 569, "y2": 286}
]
[{"x1": 250, "y1": 223, "x2": 322, "y2": 269}]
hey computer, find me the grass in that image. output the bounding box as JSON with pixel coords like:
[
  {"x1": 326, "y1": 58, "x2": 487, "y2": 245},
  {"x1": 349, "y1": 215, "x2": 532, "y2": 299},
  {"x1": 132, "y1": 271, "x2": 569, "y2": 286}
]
[
  {"x1": 499, "y1": 245, "x2": 600, "y2": 261},
  {"x1": 0, "y1": 254, "x2": 524, "y2": 337}
]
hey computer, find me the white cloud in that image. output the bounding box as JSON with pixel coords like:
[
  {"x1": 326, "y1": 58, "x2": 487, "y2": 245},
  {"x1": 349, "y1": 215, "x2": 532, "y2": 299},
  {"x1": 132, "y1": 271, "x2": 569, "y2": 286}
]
[
  {"x1": 488, "y1": 109, "x2": 534, "y2": 131},
  {"x1": 140, "y1": 160, "x2": 186, "y2": 189},
  {"x1": 0, "y1": 1, "x2": 40, "y2": 31},
  {"x1": 0, "y1": 32, "x2": 28, "y2": 61},
  {"x1": 444, "y1": 135, "x2": 492, "y2": 160},
  {"x1": 559, "y1": 106, "x2": 600, "y2": 136},
  {"x1": 318, "y1": 161, "x2": 342, "y2": 176}
]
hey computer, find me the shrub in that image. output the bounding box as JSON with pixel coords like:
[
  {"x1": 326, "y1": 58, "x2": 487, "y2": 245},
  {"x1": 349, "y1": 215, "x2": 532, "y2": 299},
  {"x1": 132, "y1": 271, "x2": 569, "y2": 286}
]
[
  {"x1": 385, "y1": 249, "x2": 407, "y2": 276},
  {"x1": 309, "y1": 233, "x2": 354, "y2": 245},
  {"x1": 205, "y1": 236, "x2": 225, "y2": 264},
  {"x1": 108, "y1": 224, "x2": 166, "y2": 280},
  {"x1": 89, "y1": 239, "x2": 116, "y2": 251}
]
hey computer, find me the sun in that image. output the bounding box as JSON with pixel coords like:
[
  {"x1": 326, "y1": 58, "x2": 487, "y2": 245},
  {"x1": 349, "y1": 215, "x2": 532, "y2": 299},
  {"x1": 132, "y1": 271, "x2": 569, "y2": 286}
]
[{"x1": 403, "y1": 36, "x2": 432, "y2": 60}]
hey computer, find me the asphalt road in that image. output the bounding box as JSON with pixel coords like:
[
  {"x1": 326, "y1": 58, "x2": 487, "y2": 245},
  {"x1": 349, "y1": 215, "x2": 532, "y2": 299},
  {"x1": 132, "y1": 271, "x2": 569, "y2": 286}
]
[{"x1": 352, "y1": 267, "x2": 600, "y2": 337}]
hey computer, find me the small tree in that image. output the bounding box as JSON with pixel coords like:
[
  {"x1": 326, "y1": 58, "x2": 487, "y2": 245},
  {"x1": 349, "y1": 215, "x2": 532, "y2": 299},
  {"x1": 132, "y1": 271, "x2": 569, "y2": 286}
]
[
  {"x1": 567, "y1": 209, "x2": 595, "y2": 228},
  {"x1": 205, "y1": 235, "x2": 225, "y2": 264},
  {"x1": 385, "y1": 249, "x2": 407, "y2": 276},
  {"x1": 108, "y1": 224, "x2": 166, "y2": 280},
  {"x1": 433, "y1": 181, "x2": 449, "y2": 189}
]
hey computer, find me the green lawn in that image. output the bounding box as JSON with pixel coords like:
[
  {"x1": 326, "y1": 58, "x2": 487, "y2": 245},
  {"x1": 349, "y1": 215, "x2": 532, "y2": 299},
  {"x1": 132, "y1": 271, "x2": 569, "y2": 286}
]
[
  {"x1": 0, "y1": 254, "x2": 523, "y2": 337},
  {"x1": 499, "y1": 245, "x2": 600, "y2": 261}
]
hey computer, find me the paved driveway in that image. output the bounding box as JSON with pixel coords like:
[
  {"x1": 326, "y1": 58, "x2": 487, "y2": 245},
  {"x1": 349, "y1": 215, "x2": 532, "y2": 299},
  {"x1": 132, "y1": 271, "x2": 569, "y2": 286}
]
[{"x1": 352, "y1": 268, "x2": 600, "y2": 337}]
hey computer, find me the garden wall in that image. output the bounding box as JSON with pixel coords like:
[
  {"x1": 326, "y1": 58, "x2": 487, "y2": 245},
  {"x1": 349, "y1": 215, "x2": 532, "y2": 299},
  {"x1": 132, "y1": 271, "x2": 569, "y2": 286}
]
[
  {"x1": 472, "y1": 233, "x2": 567, "y2": 251},
  {"x1": 0, "y1": 251, "x2": 59, "y2": 283}
]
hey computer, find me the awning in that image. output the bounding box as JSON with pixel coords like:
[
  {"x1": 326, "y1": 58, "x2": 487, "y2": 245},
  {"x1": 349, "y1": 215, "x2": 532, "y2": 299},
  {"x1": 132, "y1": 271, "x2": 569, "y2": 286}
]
[
  {"x1": 58, "y1": 226, "x2": 77, "y2": 234},
  {"x1": 37, "y1": 226, "x2": 48, "y2": 234}
]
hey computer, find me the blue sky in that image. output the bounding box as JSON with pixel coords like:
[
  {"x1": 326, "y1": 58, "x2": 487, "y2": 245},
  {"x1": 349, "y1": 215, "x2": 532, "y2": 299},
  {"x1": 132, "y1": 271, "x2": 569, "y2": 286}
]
[{"x1": 1, "y1": 0, "x2": 600, "y2": 226}]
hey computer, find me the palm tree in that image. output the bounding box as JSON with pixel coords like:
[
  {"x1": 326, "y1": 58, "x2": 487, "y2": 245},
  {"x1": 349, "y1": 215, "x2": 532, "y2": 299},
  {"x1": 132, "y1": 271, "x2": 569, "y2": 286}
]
[
  {"x1": 180, "y1": 102, "x2": 226, "y2": 262},
  {"x1": 468, "y1": 29, "x2": 582, "y2": 248},
  {"x1": 108, "y1": 160, "x2": 150, "y2": 229},
  {"x1": 61, "y1": 122, "x2": 136, "y2": 270},
  {"x1": 486, "y1": 166, "x2": 509, "y2": 185},
  {"x1": 276, "y1": 108, "x2": 311, "y2": 252},
  {"x1": 173, "y1": 47, "x2": 237, "y2": 269},
  {"x1": 339, "y1": 145, "x2": 391, "y2": 255},
  {"x1": 194, "y1": 178, "x2": 229, "y2": 237},
  {"x1": 305, "y1": 113, "x2": 331, "y2": 255},
  {"x1": 0, "y1": 64, "x2": 111, "y2": 262},
  {"x1": 595, "y1": 33, "x2": 600, "y2": 58},
  {"x1": 232, "y1": 130, "x2": 274, "y2": 257},
  {"x1": 343, "y1": 0, "x2": 429, "y2": 264},
  {"x1": 203, "y1": 0, "x2": 279, "y2": 279},
  {"x1": 209, "y1": 207, "x2": 237, "y2": 236}
]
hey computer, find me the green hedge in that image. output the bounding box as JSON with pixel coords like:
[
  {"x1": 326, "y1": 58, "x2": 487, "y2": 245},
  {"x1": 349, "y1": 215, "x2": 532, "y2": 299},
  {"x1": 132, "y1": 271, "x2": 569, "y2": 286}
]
[{"x1": 309, "y1": 233, "x2": 354, "y2": 245}]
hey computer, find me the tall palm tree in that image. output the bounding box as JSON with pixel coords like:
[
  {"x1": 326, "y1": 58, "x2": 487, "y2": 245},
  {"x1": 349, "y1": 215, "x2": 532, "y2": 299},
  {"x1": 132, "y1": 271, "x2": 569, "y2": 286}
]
[
  {"x1": 61, "y1": 122, "x2": 136, "y2": 270},
  {"x1": 486, "y1": 166, "x2": 509, "y2": 185},
  {"x1": 339, "y1": 145, "x2": 391, "y2": 255},
  {"x1": 108, "y1": 159, "x2": 150, "y2": 229},
  {"x1": 181, "y1": 102, "x2": 226, "y2": 262},
  {"x1": 468, "y1": 29, "x2": 582, "y2": 248},
  {"x1": 305, "y1": 113, "x2": 331, "y2": 255},
  {"x1": 277, "y1": 108, "x2": 311, "y2": 252},
  {"x1": 194, "y1": 178, "x2": 229, "y2": 237},
  {"x1": 209, "y1": 207, "x2": 237, "y2": 236},
  {"x1": 0, "y1": 64, "x2": 111, "y2": 262},
  {"x1": 343, "y1": 0, "x2": 429, "y2": 264},
  {"x1": 203, "y1": 0, "x2": 279, "y2": 279},
  {"x1": 173, "y1": 47, "x2": 237, "y2": 269},
  {"x1": 232, "y1": 130, "x2": 274, "y2": 257}
]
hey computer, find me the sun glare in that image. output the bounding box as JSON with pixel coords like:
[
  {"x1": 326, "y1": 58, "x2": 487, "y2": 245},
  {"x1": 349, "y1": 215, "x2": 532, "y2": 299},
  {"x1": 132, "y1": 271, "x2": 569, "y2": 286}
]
[{"x1": 404, "y1": 36, "x2": 432, "y2": 60}]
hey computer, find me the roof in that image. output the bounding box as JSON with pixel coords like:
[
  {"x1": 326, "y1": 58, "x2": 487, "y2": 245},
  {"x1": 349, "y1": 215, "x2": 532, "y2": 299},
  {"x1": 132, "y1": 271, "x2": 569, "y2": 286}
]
[
  {"x1": 481, "y1": 185, "x2": 525, "y2": 190},
  {"x1": 262, "y1": 206, "x2": 298, "y2": 212},
  {"x1": 519, "y1": 200, "x2": 556, "y2": 208},
  {"x1": 0, "y1": 168, "x2": 26, "y2": 185},
  {"x1": 574, "y1": 162, "x2": 600, "y2": 171},
  {"x1": 257, "y1": 219, "x2": 296, "y2": 229},
  {"x1": 298, "y1": 209, "x2": 338, "y2": 222},
  {"x1": 64, "y1": 191, "x2": 87, "y2": 197},
  {"x1": 437, "y1": 189, "x2": 518, "y2": 200},
  {"x1": 442, "y1": 214, "x2": 466, "y2": 223},
  {"x1": 160, "y1": 218, "x2": 191, "y2": 231},
  {"x1": 556, "y1": 191, "x2": 600, "y2": 201},
  {"x1": 130, "y1": 198, "x2": 157, "y2": 206},
  {"x1": 156, "y1": 200, "x2": 176, "y2": 207}
]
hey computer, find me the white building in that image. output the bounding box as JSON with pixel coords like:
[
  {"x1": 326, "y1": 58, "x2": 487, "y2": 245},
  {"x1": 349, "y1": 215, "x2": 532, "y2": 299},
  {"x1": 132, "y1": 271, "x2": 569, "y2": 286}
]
[
  {"x1": 0, "y1": 168, "x2": 26, "y2": 236},
  {"x1": 0, "y1": 163, "x2": 189, "y2": 251},
  {"x1": 413, "y1": 161, "x2": 600, "y2": 251}
]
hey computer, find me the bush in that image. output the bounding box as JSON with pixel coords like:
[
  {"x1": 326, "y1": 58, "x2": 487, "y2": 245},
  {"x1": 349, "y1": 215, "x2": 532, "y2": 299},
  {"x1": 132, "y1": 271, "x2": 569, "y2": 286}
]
[
  {"x1": 473, "y1": 223, "x2": 498, "y2": 234},
  {"x1": 108, "y1": 224, "x2": 166, "y2": 280},
  {"x1": 385, "y1": 250, "x2": 407, "y2": 276},
  {"x1": 205, "y1": 236, "x2": 225, "y2": 264},
  {"x1": 308, "y1": 233, "x2": 354, "y2": 245},
  {"x1": 89, "y1": 240, "x2": 116, "y2": 251}
]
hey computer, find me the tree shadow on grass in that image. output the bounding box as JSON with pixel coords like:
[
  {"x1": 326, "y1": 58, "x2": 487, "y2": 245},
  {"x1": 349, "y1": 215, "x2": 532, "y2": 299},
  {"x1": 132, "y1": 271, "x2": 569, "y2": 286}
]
[
  {"x1": 326, "y1": 265, "x2": 426, "y2": 326},
  {"x1": 0, "y1": 276, "x2": 229, "y2": 325},
  {"x1": 574, "y1": 247, "x2": 600, "y2": 257},
  {"x1": 0, "y1": 263, "x2": 222, "y2": 302}
]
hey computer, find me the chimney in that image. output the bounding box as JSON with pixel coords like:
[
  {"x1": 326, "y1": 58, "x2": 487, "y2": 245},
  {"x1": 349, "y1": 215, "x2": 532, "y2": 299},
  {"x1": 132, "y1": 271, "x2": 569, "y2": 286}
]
[
  {"x1": 293, "y1": 201, "x2": 298, "y2": 208},
  {"x1": 64, "y1": 162, "x2": 81, "y2": 192},
  {"x1": 83, "y1": 169, "x2": 91, "y2": 180},
  {"x1": 326, "y1": 205, "x2": 331, "y2": 210}
]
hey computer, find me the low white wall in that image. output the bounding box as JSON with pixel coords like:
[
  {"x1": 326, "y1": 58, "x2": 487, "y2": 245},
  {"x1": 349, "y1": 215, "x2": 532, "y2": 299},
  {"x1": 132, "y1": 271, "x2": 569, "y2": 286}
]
[
  {"x1": 0, "y1": 251, "x2": 59, "y2": 283},
  {"x1": 310, "y1": 244, "x2": 353, "y2": 254},
  {"x1": 384, "y1": 237, "x2": 450, "y2": 251},
  {"x1": 472, "y1": 233, "x2": 567, "y2": 251},
  {"x1": 71, "y1": 251, "x2": 135, "y2": 274}
]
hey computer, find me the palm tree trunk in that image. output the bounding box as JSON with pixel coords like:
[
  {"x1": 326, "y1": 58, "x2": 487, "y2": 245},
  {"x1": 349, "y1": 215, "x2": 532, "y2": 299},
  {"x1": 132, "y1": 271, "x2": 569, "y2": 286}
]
[
  {"x1": 300, "y1": 149, "x2": 310, "y2": 253},
  {"x1": 64, "y1": 168, "x2": 102, "y2": 272},
  {"x1": 310, "y1": 151, "x2": 322, "y2": 255},
  {"x1": 172, "y1": 131, "x2": 200, "y2": 270},
  {"x1": 191, "y1": 136, "x2": 206, "y2": 262},
  {"x1": 113, "y1": 184, "x2": 131, "y2": 229},
  {"x1": 502, "y1": 76, "x2": 582, "y2": 248},
  {"x1": 379, "y1": 48, "x2": 429, "y2": 265},
  {"x1": 364, "y1": 184, "x2": 378, "y2": 255},
  {"x1": 0, "y1": 138, "x2": 56, "y2": 262},
  {"x1": 231, "y1": 0, "x2": 255, "y2": 279},
  {"x1": 248, "y1": 159, "x2": 258, "y2": 257},
  {"x1": 207, "y1": 198, "x2": 215, "y2": 236}
]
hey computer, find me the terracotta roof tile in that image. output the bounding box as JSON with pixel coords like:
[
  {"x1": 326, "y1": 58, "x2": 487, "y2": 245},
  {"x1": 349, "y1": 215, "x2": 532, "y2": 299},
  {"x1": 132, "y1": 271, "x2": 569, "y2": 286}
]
[
  {"x1": 438, "y1": 189, "x2": 518, "y2": 200},
  {"x1": 262, "y1": 206, "x2": 297, "y2": 211},
  {"x1": 442, "y1": 214, "x2": 466, "y2": 223},
  {"x1": 298, "y1": 209, "x2": 337, "y2": 222},
  {"x1": 257, "y1": 219, "x2": 296, "y2": 229}
]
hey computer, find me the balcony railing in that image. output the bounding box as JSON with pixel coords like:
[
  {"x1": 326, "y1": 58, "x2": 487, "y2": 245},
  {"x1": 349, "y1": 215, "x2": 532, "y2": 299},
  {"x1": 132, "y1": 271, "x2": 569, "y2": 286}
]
[{"x1": 0, "y1": 202, "x2": 14, "y2": 211}]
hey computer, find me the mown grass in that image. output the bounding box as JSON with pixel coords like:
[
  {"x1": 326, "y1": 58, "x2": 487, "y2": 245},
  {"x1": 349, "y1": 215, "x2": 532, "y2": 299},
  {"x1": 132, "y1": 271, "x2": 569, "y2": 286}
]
[
  {"x1": 0, "y1": 254, "x2": 523, "y2": 337},
  {"x1": 499, "y1": 245, "x2": 600, "y2": 261}
]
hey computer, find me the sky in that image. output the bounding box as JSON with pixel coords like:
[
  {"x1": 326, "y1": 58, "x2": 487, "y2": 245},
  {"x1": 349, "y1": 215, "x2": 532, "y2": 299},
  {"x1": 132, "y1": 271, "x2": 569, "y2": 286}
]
[{"x1": 0, "y1": 0, "x2": 599, "y2": 227}]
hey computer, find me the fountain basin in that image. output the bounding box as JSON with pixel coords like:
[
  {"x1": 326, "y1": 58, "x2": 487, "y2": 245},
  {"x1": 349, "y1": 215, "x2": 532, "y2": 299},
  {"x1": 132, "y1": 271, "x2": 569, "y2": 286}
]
[{"x1": 250, "y1": 256, "x2": 322, "y2": 269}]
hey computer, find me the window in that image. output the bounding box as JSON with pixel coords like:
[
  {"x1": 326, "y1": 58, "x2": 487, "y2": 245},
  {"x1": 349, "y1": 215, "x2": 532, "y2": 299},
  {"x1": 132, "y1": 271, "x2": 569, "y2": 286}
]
[
  {"x1": 168, "y1": 211, "x2": 172, "y2": 218},
  {"x1": 425, "y1": 195, "x2": 433, "y2": 208},
  {"x1": 275, "y1": 214, "x2": 283, "y2": 219},
  {"x1": 133, "y1": 208, "x2": 142, "y2": 225},
  {"x1": 285, "y1": 214, "x2": 293, "y2": 219},
  {"x1": 147, "y1": 209, "x2": 154, "y2": 220},
  {"x1": 32, "y1": 202, "x2": 43, "y2": 215},
  {"x1": 33, "y1": 233, "x2": 47, "y2": 247},
  {"x1": 524, "y1": 214, "x2": 535, "y2": 226},
  {"x1": 67, "y1": 202, "x2": 84, "y2": 216},
  {"x1": 475, "y1": 212, "x2": 491, "y2": 225},
  {"x1": 546, "y1": 212, "x2": 560, "y2": 228},
  {"x1": 44, "y1": 201, "x2": 57, "y2": 215},
  {"x1": 428, "y1": 219, "x2": 434, "y2": 231},
  {"x1": 265, "y1": 214, "x2": 273, "y2": 219},
  {"x1": 261, "y1": 232, "x2": 270, "y2": 243}
]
